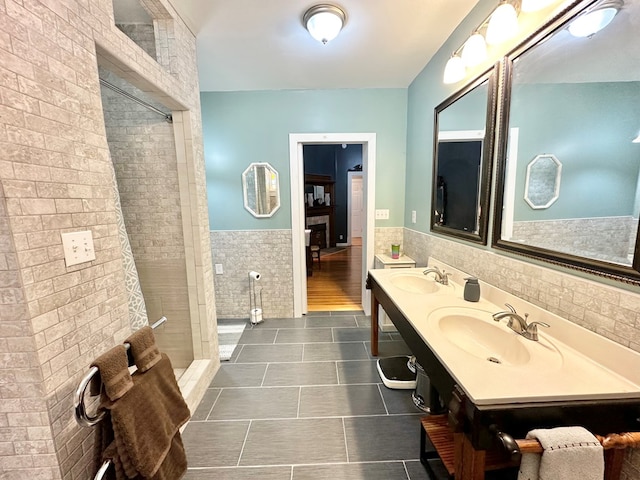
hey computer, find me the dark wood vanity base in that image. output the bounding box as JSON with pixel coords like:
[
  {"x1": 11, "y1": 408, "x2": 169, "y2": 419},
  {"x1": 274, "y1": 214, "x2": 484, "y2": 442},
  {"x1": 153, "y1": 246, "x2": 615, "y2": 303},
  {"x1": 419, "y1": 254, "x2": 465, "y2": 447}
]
[{"x1": 368, "y1": 273, "x2": 640, "y2": 479}]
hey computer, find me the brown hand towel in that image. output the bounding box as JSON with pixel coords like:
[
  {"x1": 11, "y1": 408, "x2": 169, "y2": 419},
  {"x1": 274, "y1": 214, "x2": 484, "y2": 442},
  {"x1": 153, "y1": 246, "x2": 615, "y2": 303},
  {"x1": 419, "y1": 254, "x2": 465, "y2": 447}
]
[
  {"x1": 91, "y1": 345, "x2": 133, "y2": 401},
  {"x1": 126, "y1": 326, "x2": 161, "y2": 372},
  {"x1": 104, "y1": 353, "x2": 190, "y2": 479}
]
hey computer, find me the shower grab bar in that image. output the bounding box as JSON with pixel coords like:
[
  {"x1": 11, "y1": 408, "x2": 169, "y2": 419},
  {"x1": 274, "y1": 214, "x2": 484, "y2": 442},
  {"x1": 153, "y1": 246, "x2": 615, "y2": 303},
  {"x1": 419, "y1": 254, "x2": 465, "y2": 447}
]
[{"x1": 73, "y1": 317, "x2": 167, "y2": 427}]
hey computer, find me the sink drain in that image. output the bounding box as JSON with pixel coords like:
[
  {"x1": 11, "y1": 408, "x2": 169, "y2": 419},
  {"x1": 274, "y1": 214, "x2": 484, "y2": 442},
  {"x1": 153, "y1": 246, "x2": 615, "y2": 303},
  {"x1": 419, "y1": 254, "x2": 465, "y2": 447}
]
[{"x1": 487, "y1": 356, "x2": 502, "y2": 364}]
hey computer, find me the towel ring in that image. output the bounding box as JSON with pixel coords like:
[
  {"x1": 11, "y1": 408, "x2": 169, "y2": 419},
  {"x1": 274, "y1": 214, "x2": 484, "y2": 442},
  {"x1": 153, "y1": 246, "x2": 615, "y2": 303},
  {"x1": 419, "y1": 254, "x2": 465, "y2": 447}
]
[
  {"x1": 94, "y1": 460, "x2": 111, "y2": 480},
  {"x1": 73, "y1": 317, "x2": 167, "y2": 427}
]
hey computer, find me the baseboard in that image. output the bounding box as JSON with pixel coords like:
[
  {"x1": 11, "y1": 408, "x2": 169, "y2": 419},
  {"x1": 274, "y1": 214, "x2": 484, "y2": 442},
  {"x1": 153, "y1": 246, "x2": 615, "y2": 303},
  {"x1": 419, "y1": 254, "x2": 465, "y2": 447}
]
[{"x1": 336, "y1": 242, "x2": 349, "y2": 247}]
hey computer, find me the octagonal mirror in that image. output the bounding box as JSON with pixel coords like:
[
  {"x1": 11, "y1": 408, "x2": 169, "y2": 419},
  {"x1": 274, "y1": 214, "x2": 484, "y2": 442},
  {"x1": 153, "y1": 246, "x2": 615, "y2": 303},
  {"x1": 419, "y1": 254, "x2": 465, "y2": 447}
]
[
  {"x1": 524, "y1": 154, "x2": 561, "y2": 209},
  {"x1": 242, "y1": 162, "x2": 280, "y2": 218}
]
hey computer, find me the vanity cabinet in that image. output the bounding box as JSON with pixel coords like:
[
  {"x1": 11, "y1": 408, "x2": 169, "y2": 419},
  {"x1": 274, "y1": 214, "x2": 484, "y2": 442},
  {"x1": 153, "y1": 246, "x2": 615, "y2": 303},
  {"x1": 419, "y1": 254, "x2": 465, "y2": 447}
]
[
  {"x1": 367, "y1": 272, "x2": 640, "y2": 480},
  {"x1": 374, "y1": 254, "x2": 416, "y2": 332}
]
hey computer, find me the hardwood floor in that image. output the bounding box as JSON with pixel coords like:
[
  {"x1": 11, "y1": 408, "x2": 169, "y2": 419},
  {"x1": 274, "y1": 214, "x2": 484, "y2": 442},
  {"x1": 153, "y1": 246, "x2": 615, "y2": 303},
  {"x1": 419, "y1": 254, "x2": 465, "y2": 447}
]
[{"x1": 307, "y1": 245, "x2": 362, "y2": 311}]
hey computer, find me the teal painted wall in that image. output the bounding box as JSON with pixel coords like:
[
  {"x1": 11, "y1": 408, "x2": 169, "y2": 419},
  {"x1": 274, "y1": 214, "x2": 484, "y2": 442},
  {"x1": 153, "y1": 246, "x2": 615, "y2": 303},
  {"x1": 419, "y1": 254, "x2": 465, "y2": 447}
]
[
  {"x1": 201, "y1": 89, "x2": 407, "y2": 230},
  {"x1": 405, "y1": 0, "x2": 498, "y2": 233},
  {"x1": 510, "y1": 82, "x2": 640, "y2": 221}
]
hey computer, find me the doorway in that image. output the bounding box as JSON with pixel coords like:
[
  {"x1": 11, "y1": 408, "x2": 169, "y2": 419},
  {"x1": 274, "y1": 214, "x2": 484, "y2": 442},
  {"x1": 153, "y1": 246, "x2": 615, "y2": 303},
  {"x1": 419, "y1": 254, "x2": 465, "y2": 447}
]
[
  {"x1": 289, "y1": 133, "x2": 377, "y2": 317},
  {"x1": 348, "y1": 172, "x2": 364, "y2": 246}
]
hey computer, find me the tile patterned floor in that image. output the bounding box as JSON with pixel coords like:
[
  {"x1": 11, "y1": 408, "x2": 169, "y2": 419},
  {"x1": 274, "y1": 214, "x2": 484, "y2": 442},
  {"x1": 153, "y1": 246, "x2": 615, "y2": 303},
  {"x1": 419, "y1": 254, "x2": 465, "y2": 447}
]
[{"x1": 182, "y1": 312, "x2": 431, "y2": 480}]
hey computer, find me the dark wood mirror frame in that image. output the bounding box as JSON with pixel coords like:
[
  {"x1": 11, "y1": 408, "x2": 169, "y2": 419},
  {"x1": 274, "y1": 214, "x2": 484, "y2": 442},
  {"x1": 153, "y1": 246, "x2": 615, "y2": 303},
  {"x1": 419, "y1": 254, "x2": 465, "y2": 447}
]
[
  {"x1": 492, "y1": 0, "x2": 640, "y2": 286},
  {"x1": 431, "y1": 65, "x2": 499, "y2": 245}
]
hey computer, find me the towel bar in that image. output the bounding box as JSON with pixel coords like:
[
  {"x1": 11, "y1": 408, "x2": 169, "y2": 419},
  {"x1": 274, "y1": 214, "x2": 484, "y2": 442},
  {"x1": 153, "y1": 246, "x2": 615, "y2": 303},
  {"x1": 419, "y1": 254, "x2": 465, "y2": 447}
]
[
  {"x1": 494, "y1": 427, "x2": 640, "y2": 456},
  {"x1": 73, "y1": 317, "x2": 167, "y2": 427}
]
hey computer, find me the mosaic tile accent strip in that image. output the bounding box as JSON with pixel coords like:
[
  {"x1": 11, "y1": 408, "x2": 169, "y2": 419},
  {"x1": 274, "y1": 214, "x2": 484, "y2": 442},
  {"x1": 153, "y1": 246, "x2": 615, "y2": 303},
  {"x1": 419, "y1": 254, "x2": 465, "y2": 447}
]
[{"x1": 109, "y1": 166, "x2": 149, "y2": 331}]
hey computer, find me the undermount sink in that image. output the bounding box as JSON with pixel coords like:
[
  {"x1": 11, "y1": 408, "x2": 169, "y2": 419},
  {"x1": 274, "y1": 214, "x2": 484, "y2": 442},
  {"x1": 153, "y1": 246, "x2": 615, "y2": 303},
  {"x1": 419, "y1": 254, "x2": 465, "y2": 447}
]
[
  {"x1": 427, "y1": 307, "x2": 562, "y2": 368},
  {"x1": 389, "y1": 274, "x2": 446, "y2": 294}
]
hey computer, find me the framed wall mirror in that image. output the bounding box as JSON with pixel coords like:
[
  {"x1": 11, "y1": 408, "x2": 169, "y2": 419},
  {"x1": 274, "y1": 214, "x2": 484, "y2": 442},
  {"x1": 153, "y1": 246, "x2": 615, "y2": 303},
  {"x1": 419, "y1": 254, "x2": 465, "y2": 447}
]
[
  {"x1": 493, "y1": 0, "x2": 640, "y2": 284},
  {"x1": 242, "y1": 162, "x2": 281, "y2": 218},
  {"x1": 431, "y1": 66, "x2": 498, "y2": 244}
]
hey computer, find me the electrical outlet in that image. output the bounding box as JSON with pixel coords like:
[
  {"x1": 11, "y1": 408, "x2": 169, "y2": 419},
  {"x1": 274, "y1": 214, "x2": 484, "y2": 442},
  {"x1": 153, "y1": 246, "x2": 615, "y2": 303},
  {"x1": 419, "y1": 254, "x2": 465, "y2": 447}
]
[
  {"x1": 61, "y1": 231, "x2": 96, "y2": 267},
  {"x1": 412, "y1": 210, "x2": 417, "y2": 224},
  {"x1": 339, "y1": 234, "x2": 344, "y2": 240},
  {"x1": 215, "y1": 264, "x2": 224, "y2": 274},
  {"x1": 375, "y1": 209, "x2": 389, "y2": 220}
]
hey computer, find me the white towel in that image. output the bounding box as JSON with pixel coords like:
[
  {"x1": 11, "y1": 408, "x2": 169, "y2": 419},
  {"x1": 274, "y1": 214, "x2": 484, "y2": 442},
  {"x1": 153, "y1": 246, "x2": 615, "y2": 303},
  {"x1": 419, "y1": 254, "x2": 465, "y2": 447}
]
[{"x1": 517, "y1": 426, "x2": 604, "y2": 480}]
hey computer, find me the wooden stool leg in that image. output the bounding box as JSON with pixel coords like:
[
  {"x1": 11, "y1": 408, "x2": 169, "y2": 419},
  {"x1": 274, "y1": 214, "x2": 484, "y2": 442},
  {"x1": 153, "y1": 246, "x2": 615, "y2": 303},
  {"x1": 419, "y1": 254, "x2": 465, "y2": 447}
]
[
  {"x1": 604, "y1": 449, "x2": 625, "y2": 480},
  {"x1": 454, "y1": 433, "x2": 486, "y2": 480}
]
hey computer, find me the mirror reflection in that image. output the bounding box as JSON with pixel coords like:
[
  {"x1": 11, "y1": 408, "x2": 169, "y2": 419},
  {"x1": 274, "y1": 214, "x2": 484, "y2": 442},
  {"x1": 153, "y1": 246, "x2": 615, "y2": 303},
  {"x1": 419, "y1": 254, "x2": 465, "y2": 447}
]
[
  {"x1": 524, "y1": 154, "x2": 562, "y2": 209},
  {"x1": 432, "y1": 69, "x2": 496, "y2": 244},
  {"x1": 242, "y1": 162, "x2": 280, "y2": 218},
  {"x1": 495, "y1": 0, "x2": 640, "y2": 280}
]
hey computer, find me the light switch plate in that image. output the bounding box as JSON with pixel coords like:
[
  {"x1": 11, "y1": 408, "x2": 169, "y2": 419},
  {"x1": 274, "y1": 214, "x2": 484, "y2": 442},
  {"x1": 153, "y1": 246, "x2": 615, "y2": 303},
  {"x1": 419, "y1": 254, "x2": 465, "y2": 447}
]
[
  {"x1": 61, "y1": 231, "x2": 96, "y2": 267},
  {"x1": 412, "y1": 210, "x2": 417, "y2": 224},
  {"x1": 375, "y1": 209, "x2": 389, "y2": 220}
]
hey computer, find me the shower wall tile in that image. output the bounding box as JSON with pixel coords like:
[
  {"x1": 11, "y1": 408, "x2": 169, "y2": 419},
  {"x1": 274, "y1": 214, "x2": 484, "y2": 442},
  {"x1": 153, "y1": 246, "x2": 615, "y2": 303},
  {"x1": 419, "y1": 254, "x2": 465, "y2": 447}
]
[
  {"x1": 211, "y1": 230, "x2": 294, "y2": 319},
  {"x1": 0, "y1": 0, "x2": 217, "y2": 478}
]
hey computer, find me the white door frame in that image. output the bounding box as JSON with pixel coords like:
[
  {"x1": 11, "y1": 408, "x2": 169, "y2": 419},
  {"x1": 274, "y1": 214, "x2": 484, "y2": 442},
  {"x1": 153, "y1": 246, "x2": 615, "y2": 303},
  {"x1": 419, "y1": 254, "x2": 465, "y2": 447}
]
[
  {"x1": 347, "y1": 171, "x2": 363, "y2": 246},
  {"x1": 289, "y1": 133, "x2": 376, "y2": 317}
]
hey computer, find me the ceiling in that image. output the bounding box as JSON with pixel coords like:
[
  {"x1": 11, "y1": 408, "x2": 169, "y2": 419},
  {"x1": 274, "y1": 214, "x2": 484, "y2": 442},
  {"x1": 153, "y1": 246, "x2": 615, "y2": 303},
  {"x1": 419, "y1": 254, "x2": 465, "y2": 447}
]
[{"x1": 162, "y1": 0, "x2": 480, "y2": 92}]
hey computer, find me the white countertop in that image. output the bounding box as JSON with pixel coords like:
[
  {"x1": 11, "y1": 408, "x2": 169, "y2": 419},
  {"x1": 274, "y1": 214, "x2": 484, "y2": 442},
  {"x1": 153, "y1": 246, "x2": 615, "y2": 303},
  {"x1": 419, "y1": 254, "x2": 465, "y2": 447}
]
[{"x1": 369, "y1": 260, "x2": 640, "y2": 406}]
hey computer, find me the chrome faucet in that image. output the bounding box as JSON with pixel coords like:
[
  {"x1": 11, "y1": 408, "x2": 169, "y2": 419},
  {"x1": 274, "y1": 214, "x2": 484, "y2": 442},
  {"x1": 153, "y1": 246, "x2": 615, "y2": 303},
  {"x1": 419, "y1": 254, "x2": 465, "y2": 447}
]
[
  {"x1": 492, "y1": 303, "x2": 550, "y2": 341},
  {"x1": 422, "y1": 266, "x2": 451, "y2": 285}
]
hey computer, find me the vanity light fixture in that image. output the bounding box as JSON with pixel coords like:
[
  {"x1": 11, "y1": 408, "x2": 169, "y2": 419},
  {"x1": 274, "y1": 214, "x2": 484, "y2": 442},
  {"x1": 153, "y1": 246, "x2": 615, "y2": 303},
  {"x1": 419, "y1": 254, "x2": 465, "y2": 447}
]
[
  {"x1": 461, "y1": 32, "x2": 488, "y2": 67},
  {"x1": 568, "y1": 0, "x2": 623, "y2": 37},
  {"x1": 303, "y1": 4, "x2": 346, "y2": 44},
  {"x1": 486, "y1": 1, "x2": 519, "y2": 45},
  {"x1": 443, "y1": 53, "x2": 466, "y2": 84}
]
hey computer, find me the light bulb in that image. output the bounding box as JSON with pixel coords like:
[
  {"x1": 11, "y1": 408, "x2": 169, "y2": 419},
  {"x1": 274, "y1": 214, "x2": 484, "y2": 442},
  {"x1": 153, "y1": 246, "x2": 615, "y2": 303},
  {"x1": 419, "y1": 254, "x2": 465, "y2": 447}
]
[
  {"x1": 443, "y1": 55, "x2": 466, "y2": 84},
  {"x1": 486, "y1": 2, "x2": 519, "y2": 45},
  {"x1": 305, "y1": 9, "x2": 344, "y2": 44},
  {"x1": 461, "y1": 33, "x2": 488, "y2": 67}
]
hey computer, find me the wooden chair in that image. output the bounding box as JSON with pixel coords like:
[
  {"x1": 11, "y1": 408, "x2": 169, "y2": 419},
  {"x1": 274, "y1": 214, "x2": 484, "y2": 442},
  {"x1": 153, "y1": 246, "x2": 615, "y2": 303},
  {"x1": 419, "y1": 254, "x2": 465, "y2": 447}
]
[{"x1": 310, "y1": 244, "x2": 321, "y2": 269}]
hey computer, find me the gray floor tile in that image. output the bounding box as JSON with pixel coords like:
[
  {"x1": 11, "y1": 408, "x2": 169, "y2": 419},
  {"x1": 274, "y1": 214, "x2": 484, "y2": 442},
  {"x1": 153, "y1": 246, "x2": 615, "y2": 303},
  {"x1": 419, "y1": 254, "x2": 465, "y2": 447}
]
[
  {"x1": 236, "y1": 344, "x2": 303, "y2": 363},
  {"x1": 299, "y1": 384, "x2": 386, "y2": 417},
  {"x1": 263, "y1": 362, "x2": 338, "y2": 386},
  {"x1": 183, "y1": 421, "x2": 250, "y2": 467},
  {"x1": 331, "y1": 310, "x2": 365, "y2": 316},
  {"x1": 240, "y1": 418, "x2": 347, "y2": 466},
  {"x1": 228, "y1": 344, "x2": 243, "y2": 363},
  {"x1": 275, "y1": 328, "x2": 333, "y2": 343},
  {"x1": 405, "y1": 460, "x2": 432, "y2": 480},
  {"x1": 209, "y1": 387, "x2": 299, "y2": 420},
  {"x1": 211, "y1": 363, "x2": 267, "y2": 388},
  {"x1": 251, "y1": 318, "x2": 306, "y2": 329},
  {"x1": 293, "y1": 462, "x2": 409, "y2": 479},
  {"x1": 305, "y1": 315, "x2": 357, "y2": 328},
  {"x1": 185, "y1": 466, "x2": 292, "y2": 480},
  {"x1": 355, "y1": 316, "x2": 371, "y2": 327},
  {"x1": 366, "y1": 340, "x2": 414, "y2": 358},
  {"x1": 333, "y1": 327, "x2": 374, "y2": 342},
  {"x1": 190, "y1": 388, "x2": 221, "y2": 421},
  {"x1": 380, "y1": 386, "x2": 423, "y2": 414},
  {"x1": 238, "y1": 328, "x2": 278, "y2": 344},
  {"x1": 336, "y1": 360, "x2": 379, "y2": 384},
  {"x1": 303, "y1": 342, "x2": 369, "y2": 361},
  {"x1": 344, "y1": 415, "x2": 423, "y2": 462}
]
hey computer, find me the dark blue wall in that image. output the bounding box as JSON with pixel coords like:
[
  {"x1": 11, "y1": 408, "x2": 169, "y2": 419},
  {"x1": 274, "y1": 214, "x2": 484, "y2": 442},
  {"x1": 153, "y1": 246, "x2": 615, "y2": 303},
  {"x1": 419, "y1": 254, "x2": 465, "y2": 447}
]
[{"x1": 304, "y1": 144, "x2": 363, "y2": 243}]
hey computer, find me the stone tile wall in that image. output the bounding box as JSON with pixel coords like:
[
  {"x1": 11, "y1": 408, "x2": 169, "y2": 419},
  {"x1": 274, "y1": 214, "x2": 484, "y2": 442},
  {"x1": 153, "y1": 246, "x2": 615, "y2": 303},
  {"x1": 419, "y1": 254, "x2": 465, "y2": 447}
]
[
  {"x1": 511, "y1": 216, "x2": 635, "y2": 264},
  {"x1": 0, "y1": 0, "x2": 217, "y2": 478},
  {"x1": 211, "y1": 230, "x2": 294, "y2": 319},
  {"x1": 374, "y1": 226, "x2": 404, "y2": 257},
  {"x1": 115, "y1": 24, "x2": 156, "y2": 59},
  {"x1": 403, "y1": 228, "x2": 640, "y2": 477}
]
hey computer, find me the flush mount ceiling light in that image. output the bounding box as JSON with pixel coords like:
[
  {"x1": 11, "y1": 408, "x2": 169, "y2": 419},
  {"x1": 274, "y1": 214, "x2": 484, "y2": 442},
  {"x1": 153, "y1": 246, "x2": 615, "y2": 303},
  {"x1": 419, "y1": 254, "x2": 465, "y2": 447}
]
[
  {"x1": 486, "y1": 1, "x2": 519, "y2": 45},
  {"x1": 568, "y1": 0, "x2": 623, "y2": 37},
  {"x1": 303, "y1": 4, "x2": 346, "y2": 44}
]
